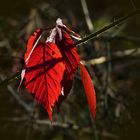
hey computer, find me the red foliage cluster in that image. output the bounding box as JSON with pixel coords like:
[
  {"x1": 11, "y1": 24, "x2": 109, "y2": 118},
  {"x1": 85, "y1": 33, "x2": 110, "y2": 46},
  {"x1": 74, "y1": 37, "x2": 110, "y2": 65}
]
[{"x1": 21, "y1": 19, "x2": 96, "y2": 122}]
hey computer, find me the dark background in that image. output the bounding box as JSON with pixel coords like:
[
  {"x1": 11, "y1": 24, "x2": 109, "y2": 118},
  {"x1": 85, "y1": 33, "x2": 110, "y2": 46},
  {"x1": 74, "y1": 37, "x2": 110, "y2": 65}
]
[{"x1": 0, "y1": 0, "x2": 140, "y2": 140}]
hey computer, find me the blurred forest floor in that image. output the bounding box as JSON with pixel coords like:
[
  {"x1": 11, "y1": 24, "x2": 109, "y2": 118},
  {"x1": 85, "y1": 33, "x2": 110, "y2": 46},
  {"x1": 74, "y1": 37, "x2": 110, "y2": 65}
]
[{"x1": 0, "y1": 0, "x2": 140, "y2": 140}]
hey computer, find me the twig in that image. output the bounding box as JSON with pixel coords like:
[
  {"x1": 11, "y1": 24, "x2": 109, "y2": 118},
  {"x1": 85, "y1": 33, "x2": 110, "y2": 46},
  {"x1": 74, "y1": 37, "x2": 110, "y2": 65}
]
[
  {"x1": 76, "y1": 10, "x2": 140, "y2": 45},
  {"x1": 0, "y1": 116, "x2": 79, "y2": 130},
  {"x1": 0, "y1": 71, "x2": 21, "y2": 87},
  {"x1": 0, "y1": 74, "x2": 32, "y2": 112},
  {"x1": 81, "y1": 48, "x2": 140, "y2": 65},
  {"x1": 0, "y1": 10, "x2": 139, "y2": 87},
  {"x1": 0, "y1": 117, "x2": 119, "y2": 139},
  {"x1": 35, "y1": 119, "x2": 80, "y2": 129}
]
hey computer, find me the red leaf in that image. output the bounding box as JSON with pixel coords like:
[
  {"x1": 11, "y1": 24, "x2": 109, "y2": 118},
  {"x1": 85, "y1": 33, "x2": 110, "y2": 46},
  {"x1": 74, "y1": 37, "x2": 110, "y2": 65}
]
[
  {"x1": 24, "y1": 42, "x2": 65, "y2": 122},
  {"x1": 18, "y1": 29, "x2": 42, "y2": 90},
  {"x1": 79, "y1": 63, "x2": 96, "y2": 119},
  {"x1": 21, "y1": 19, "x2": 97, "y2": 122},
  {"x1": 55, "y1": 30, "x2": 80, "y2": 111}
]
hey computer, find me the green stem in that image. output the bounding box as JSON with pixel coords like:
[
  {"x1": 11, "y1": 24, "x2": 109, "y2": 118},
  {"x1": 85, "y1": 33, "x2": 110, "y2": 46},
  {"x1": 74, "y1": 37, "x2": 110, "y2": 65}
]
[{"x1": 0, "y1": 10, "x2": 139, "y2": 87}]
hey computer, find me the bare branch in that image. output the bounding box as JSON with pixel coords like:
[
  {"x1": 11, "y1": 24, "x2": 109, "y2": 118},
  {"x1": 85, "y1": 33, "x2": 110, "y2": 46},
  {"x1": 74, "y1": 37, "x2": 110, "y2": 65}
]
[{"x1": 76, "y1": 10, "x2": 140, "y2": 45}]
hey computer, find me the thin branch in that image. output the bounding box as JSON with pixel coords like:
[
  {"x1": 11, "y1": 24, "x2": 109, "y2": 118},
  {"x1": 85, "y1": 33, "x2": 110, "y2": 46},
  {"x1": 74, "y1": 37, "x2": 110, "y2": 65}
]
[
  {"x1": 81, "y1": 48, "x2": 140, "y2": 66},
  {"x1": 76, "y1": 10, "x2": 140, "y2": 45},
  {"x1": 0, "y1": 74, "x2": 32, "y2": 112},
  {"x1": 0, "y1": 71, "x2": 21, "y2": 87}
]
